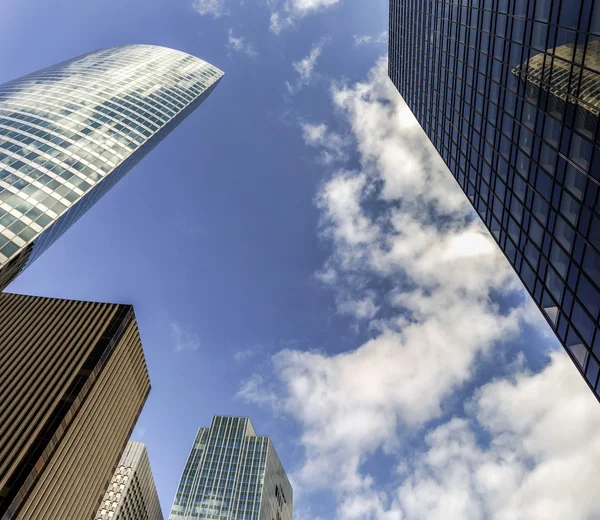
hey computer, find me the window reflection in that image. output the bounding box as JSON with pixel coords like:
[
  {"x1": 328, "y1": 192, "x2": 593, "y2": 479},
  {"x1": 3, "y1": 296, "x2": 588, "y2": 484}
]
[
  {"x1": 0, "y1": 45, "x2": 223, "y2": 272},
  {"x1": 389, "y1": 0, "x2": 600, "y2": 397},
  {"x1": 555, "y1": 216, "x2": 575, "y2": 253},
  {"x1": 550, "y1": 241, "x2": 570, "y2": 278},
  {"x1": 564, "y1": 163, "x2": 587, "y2": 200}
]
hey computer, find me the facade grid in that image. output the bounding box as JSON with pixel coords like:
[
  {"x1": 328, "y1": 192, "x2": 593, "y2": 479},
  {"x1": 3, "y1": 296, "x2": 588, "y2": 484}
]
[
  {"x1": 168, "y1": 416, "x2": 292, "y2": 520},
  {"x1": 0, "y1": 292, "x2": 150, "y2": 520},
  {"x1": 0, "y1": 44, "x2": 223, "y2": 290},
  {"x1": 96, "y1": 441, "x2": 163, "y2": 520},
  {"x1": 389, "y1": 0, "x2": 600, "y2": 399}
]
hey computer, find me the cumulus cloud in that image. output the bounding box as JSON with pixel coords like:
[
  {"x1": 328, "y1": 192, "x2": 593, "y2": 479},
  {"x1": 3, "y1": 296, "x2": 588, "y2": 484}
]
[
  {"x1": 395, "y1": 353, "x2": 600, "y2": 520},
  {"x1": 244, "y1": 56, "x2": 524, "y2": 487},
  {"x1": 192, "y1": 0, "x2": 227, "y2": 17},
  {"x1": 353, "y1": 31, "x2": 388, "y2": 46},
  {"x1": 170, "y1": 321, "x2": 201, "y2": 352},
  {"x1": 238, "y1": 374, "x2": 278, "y2": 407},
  {"x1": 239, "y1": 56, "x2": 600, "y2": 518},
  {"x1": 227, "y1": 28, "x2": 257, "y2": 58},
  {"x1": 301, "y1": 122, "x2": 349, "y2": 164},
  {"x1": 286, "y1": 40, "x2": 328, "y2": 94},
  {"x1": 270, "y1": 0, "x2": 341, "y2": 33}
]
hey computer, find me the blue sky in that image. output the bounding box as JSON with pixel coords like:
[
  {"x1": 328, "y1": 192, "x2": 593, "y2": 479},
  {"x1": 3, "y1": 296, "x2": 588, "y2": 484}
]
[{"x1": 2, "y1": 1, "x2": 600, "y2": 519}]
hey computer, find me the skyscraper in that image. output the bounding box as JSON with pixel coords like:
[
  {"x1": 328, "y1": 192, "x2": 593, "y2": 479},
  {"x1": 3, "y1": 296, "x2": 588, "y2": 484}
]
[
  {"x1": 389, "y1": 1, "x2": 600, "y2": 399},
  {"x1": 0, "y1": 292, "x2": 150, "y2": 519},
  {"x1": 0, "y1": 44, "x2": 224, "y2": 290},
  {"x1": 168, "y1": 416, "x2": 292, "y2": 520},
  {"x1": 96, "y1": 441, "x2": 163, "y2": 520}
]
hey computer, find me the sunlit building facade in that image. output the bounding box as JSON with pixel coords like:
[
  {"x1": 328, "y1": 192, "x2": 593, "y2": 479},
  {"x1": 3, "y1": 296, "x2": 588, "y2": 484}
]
[
  {"x1": 389, "y1": 0, "x2": 600, "y2": 400},
  {"x1": 0, "y1": 292, "x2": 150, "y2": 519},
  {"x1": 0, "y1": 44, "x2": 223, "y2": 289},
  {"x1": 96, "y1": 441, "x2": 163, "y2": 520},
  {"x1": 168, "y1": 416, "x2": 292, "y2": 520}
]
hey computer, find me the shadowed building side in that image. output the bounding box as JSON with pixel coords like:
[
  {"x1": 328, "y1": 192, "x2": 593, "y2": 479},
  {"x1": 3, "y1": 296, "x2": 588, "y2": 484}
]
[{"x1": 0, "y1": 292, "x2": 150, "y2": 520}]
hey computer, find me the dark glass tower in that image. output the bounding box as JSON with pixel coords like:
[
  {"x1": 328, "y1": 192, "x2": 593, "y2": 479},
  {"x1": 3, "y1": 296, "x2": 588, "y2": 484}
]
[
  {"x1": 0, "y1": 45, "x2": 223, "y2": 290},
  {"x1": 389, "y1": 1, "x2": 600, "y2": 399}
]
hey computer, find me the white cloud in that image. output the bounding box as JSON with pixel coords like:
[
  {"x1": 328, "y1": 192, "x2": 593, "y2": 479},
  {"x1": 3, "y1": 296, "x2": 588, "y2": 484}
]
[
  {"x1": 233, "y1": 347, "x2": 260, "y2": 362},
  {"x1": 270, "y1": 0, "x2": 341, "y2": 33},
  {"x1": 301, "y1": 122, "x2": 349, "y2": 164},
  {"x1": 286, "y1": 40, "x2": 328, "y2": 94},
  {"x1": 336, "y1": 291, "x2": 379, "y2": 320},
  {"x1": 237, "y1": 374, "x2": 278, "y2": 407},
  {"x1": 396, "y1": 353, "x2": 600, "y2": 520},
  {"x1": 227, "y1": 28, "x2": 257, "y2": 58},
  {"x1": 192, "y1": 0, "x2": 227, "y2": 17},
  {"x1": 243, "y1": 56, "x2": 525, "y2": 491},
  {"x1": 239, "y1": 56, "x2": 600, "y2": 519},
  {"x1": 353, "y1": 31, "x2": 388, "y2": 46},
  {"x1": 170, "y1": 322, "x2": 201, "y2": 352}
]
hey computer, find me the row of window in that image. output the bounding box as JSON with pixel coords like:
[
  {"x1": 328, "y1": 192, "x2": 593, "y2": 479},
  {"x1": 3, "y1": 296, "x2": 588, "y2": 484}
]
[
  {"x1": 403, "y1": 0, "x2": 600, "y2": 34},
  {"x1": 173, "y1": 422, "x2": 271, "y2": 519}
]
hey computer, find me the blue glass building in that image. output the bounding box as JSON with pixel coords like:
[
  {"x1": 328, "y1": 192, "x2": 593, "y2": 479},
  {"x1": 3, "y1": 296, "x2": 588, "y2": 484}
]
[
  {"x1": 0, "y1": 45, "x2": 223, "y2": 289},
  {"x1": 169, "y1": 416, "x2": 292, "y2": 520},
  {"x1": 389, "y1": 1, "x2": 600, "y2": 399}
]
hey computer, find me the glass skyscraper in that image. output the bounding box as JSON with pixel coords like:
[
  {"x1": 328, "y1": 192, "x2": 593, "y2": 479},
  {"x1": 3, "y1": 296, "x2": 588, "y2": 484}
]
[
  {"x1": 389, "y1": 1, "x2": 600, "y2": 400},
  {"x1": 0, "y1": 45, "x2": 223, "y2": 289},
  {"x1": 168, "y1": 416, "x2": 292, "y2": 520}
]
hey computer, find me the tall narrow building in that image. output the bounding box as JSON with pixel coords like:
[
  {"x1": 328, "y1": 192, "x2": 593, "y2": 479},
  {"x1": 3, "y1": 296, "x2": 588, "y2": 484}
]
[
  {"x1": 0, "y1": 45, "x2": 224, "y2": 289},
  {"x1": 168, "y1": 416, "x2": 292, "y2": 520},
  {"x1": 96, "y1": 441, "x2": 163, "y2": 520},
  {"x1": 389, "y1": 1, "x2": 600, "y2": 399},
  {"x1": 0, "y1": 292, "x2": 150, "y2": 519}
]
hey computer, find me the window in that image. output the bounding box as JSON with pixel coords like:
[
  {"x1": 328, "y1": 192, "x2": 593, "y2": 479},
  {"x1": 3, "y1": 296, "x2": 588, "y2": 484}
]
[
  {"x1": 532, "y1": 23, "x2": 548, "y2": 51},
  {"x1": 569, "y1": 134, "x2": 593, "y2": 172},
  {"x1": 532, "y1": 194, "x2": 549, "y2": 225},
  {"x1": 535, "y1": 169, "x2": 553, "y2": 201},
  {"x1": 577, "y1": 274, "x2": 600, "y2": 319},
  {"x1": 571, "y1": 302, "x2": 595, "y2": 346},
  {"x1": 543, "y1": 116, "x2": 561, "y2": 148},
  {"x1": 583, "y1": 246, "x2": 600, "y2": 287},
  {"x1": 547, "y1": 267, "x2": 565, "y2": 302},
  {"x1": 566, "y1": 329, "x2": 588, "y2": 368},
  {"x1": 550, "y1": 241, "x2": 569, "y2": 278},
  {"x1": 560, "y1": 192, "x2": 580, "y2": 226},
  {"x1": 564, "y1": 163, "x2": 587, "y2": 201}
]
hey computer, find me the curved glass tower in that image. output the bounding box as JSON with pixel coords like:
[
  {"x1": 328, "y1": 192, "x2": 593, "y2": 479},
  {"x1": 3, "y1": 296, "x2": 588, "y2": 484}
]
[{"x1": 0, "y1": 45, "x2": 224, "y2": 289}]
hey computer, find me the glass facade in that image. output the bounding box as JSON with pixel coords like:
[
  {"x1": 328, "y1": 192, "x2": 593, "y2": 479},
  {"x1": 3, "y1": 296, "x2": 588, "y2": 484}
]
[
  {"x1": 0, "y1": 44, "x2": 223, "y2": 289},
  {"x1": 389, "y1": 0, "x2": 600, "y2": 400},
  {"x1": 168, "y1": 416, "x2": 292, "y2": 520}
]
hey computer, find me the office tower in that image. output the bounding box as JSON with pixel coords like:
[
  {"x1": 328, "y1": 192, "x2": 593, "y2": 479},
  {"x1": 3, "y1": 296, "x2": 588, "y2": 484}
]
[
  {"x1": 96, "y1": 441, "x2": 163, "y2": 520},
  {"x1": 389, "y1": 1, "x2": 600, "y2": 399},
  {"x1": 0, "y1": 292, "x2": 150, "y2": 519},
  {"x1": 0, "y1": 45, "x2": 224, "y2": 290},
  {"x1": 168, "y1": 416, "x2": 292, "y2": 520}
]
